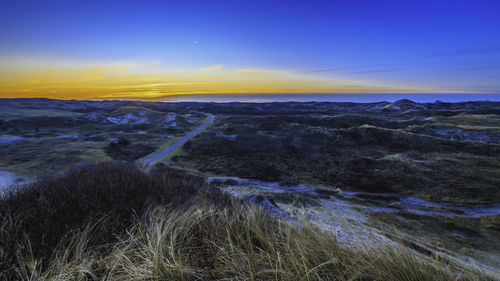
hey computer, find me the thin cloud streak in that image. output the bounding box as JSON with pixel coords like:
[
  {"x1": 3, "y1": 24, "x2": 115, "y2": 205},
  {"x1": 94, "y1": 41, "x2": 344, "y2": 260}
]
[
  {"x1": 198, "y1": 64, "x2": 224, "y2": 71},
  {"x1": 350, "y1": 69, "x2": 402, "y2": 74},
  {"x1": 306, "y1": 63, "x2": 405, "y2": 73}
]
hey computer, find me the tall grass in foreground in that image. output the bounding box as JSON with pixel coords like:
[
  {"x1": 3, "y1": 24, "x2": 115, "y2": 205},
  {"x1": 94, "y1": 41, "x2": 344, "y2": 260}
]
[{"x1": 0, "y1": 163, "x2": 495, "y2": 280}]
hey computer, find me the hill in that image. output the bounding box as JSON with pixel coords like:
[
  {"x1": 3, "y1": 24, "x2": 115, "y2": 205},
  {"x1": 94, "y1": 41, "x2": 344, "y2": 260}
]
[{"x1": 0, "y1": 162, "x2": 494, "y2": 280}]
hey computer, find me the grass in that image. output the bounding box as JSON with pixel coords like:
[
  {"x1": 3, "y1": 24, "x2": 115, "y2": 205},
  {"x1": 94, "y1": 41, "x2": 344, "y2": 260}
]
[
  {"x1": 0, "y1": 102, "x2": 204, "y2": 177},
  {"x1": 367, "y1": 211, "x2": 500, "y2": 269},
  {"x1": 174, "y1": 113, "x2": 500, "y2": 204},
  {"x1": 0, "y1": 106, "x2": 83, "y2": 121},
  {"x1": 0, "y1": 162, "x2": 496, "y2": 280}
]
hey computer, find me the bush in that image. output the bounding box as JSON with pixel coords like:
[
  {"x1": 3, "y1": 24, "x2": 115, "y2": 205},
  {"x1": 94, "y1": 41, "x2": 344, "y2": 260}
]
[
  {"x1": 0, "y1": 162, "x2": 230, "y2": 279},
  {"x1": 105, "y1": 140, "x2": 155, "y2": 160},
  {"x1": 117, "y1": 137, "x2": 130, "y2": 146},
  {"x1": 183, "y1": 139, "x2": 192, "y2": 149},
  {"x1": 238, "y1": 160, "x2": 282, "y2": 181}
]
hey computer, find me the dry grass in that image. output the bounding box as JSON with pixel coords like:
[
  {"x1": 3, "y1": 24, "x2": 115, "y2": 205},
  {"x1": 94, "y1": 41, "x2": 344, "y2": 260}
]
[{"x1": 0, "y1": 163, "x2": 496, "y2": 280}]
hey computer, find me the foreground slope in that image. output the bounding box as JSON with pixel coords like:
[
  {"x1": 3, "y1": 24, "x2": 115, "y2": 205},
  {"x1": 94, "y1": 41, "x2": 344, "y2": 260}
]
[{"x1": 0, "y1": 163, "x2": 496, "y2": 280}]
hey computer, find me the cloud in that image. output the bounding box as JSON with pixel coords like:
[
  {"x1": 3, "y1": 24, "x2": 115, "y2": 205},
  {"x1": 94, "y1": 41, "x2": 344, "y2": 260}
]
[
  {"x1": 192, "y1": 40, "x2": 199, "y2": 45},
  {"x1": 350, "y1": 69, "x2": 401, "y2": 74},
  {"x1": 306, "y1": 63, "x2": 404, "y2": 73},
  {"x1": 198, "y1": 64, "x2": 223, "y2": 71}
]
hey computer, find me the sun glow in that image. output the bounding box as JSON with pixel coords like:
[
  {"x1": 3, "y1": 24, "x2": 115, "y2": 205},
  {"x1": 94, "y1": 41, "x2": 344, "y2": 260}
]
[{"x1": 0, "y1": 60, "x2": 428, "y2": 100}]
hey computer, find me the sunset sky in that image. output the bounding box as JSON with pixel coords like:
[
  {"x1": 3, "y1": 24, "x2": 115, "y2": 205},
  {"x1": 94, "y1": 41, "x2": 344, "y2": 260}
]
[{"x1": 1, "y1": 0, "x2": 499, "y2": 99}]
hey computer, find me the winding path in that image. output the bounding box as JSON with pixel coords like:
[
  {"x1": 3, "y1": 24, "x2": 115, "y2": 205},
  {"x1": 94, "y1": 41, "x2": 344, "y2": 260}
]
[{"x1": 140, "y1": 114, "x2": 214, "y2": 165}]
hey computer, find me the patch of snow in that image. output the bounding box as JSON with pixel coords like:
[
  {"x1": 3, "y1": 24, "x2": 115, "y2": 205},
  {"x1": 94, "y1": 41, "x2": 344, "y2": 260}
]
[
  {"x1": 382, "y1": 104, "x2": 401, "y2": 111},
  {"x1": 0, "y1": 170, "x2": 27, "y2": 192},
  {"x1": 49, "y1": 134, "x2": 78, "y2": 140},
  {"x1": 208, "y1": 175, "x2": 500, "y2": 274},
  {"x1": 216, "y1": 131, "x2": 237, "y2": 139},
  {"x1": 433, "y1": 129, "x2": 453, "y2": 137},
  {"x1": 106, "y1": 117, "x2": 124, "y2": 124},
  {"x1": 84, "y1": 112, "x2": 101, "y2": 121},
  {"x1": 0, "y1": 170, "x2": 17, "y2": 189},
  {"x1": 209, "y1": 176, "x2": 500, "y2": 220},
  {"x1": 0, "y1": 135, "x2": 37, "y2": 145},
  {"x1": 318, "y1": 129, "x2": 330, "y2": 135},
  {"x1": 106, "y1": 114, "x2": 147, "y2": 125},
  {"x1": 432, "y1": 129, "x2": 499, "y2": 143},
  {"x1": 163, "y1": 113, "x2": 176, "y2": 123},
  {"x1": 165, "y1": 121, "x2": 177, "y2": 128},
  {"x1": 382, "y1": 153, "x2": 428, "y2": 164},
  {"x1": 452, "y1": 130, "x2": 499, "y2": 143},
  {"x1": 162, "y1": 113, "x2": 179, "y2": 128}
]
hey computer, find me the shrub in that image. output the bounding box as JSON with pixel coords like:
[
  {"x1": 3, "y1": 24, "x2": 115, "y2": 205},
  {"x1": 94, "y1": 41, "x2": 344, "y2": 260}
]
[
  {"x1": 0, "y1": 162, "x2": 229, "y2": 279},
  {"x1": 105, "y1": 140, "x2": 155, "y2": 160},
  {"x1": 117, "y1": 137, "x2": 130, "y2": 146},
  {"x1": 183, "y1": 139, "x2": 192, "y2": 149}
]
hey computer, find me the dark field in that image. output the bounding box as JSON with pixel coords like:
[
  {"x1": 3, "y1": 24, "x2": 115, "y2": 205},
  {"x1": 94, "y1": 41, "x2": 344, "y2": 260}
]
[{"x1": 173, "y1": 99, "x2": 500, "y2": 204}]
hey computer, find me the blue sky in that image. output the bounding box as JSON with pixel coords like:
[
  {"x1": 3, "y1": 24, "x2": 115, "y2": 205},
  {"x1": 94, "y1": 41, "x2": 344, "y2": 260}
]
[{"x1": 1, "y1": 0, "x2": 499, "y2": 98}]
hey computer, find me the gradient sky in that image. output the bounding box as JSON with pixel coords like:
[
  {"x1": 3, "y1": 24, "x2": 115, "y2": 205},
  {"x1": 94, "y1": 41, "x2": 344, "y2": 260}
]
[{"x1": 1, "y1": 0, "x2": 499, "y2": 99}]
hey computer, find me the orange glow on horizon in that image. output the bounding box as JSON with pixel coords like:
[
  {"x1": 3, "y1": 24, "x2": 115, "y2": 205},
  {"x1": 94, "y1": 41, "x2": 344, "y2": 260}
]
[{"x1": 0, "y1": 61, "x2": 448, "y2": 100}]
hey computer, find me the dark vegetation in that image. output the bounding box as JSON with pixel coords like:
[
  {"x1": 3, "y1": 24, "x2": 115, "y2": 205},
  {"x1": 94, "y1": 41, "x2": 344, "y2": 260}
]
[
  {"x1": 175, "y1": 101, "x2": 500, "y2": 204},
  {"x1": 0, "y1": 99, "x2": 205, "y2": 176},
  {"x1": 0, "y1": 162, "x2": 231, "y2": 280},
  {"x1": 105, "y1": 137, "x2": 155, "y2": 160},
  {"x1": 0, "y1": 162, "x2": 495, "y2": 280},
  {"x1": 1, "y1": 99, "x2": 499, "y2": 279}
]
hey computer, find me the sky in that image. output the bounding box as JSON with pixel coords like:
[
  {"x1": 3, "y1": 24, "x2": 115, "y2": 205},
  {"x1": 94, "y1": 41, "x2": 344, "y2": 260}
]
[{"x1": 0, "y1": 0, "x2": 499, "y2": 99}]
